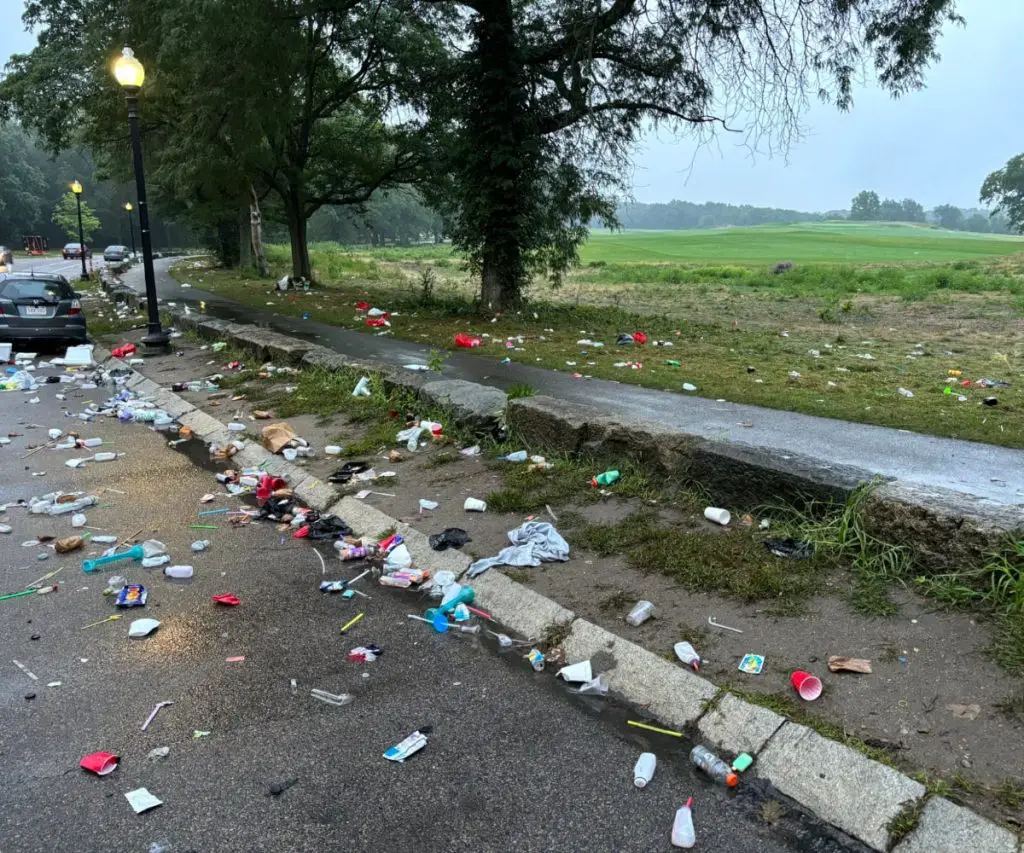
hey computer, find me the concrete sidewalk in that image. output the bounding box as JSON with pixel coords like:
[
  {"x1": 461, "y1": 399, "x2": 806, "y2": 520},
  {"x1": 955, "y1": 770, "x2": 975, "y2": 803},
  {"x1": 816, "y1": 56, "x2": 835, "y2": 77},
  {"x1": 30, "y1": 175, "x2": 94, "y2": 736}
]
[{"x1": 130, "y1": 260, "x2": 1023, "y2": 507}]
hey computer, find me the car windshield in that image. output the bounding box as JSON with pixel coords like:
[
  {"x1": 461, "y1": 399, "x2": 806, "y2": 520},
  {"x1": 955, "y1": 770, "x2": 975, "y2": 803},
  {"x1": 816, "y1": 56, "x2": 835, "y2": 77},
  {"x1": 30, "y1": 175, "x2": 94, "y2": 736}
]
[
  {"x1": 65, "y1": 243, "x2": 81, "y2": 249},
  {"x1": 0, "y1": 280, "x2": 69, "y2": 302}
]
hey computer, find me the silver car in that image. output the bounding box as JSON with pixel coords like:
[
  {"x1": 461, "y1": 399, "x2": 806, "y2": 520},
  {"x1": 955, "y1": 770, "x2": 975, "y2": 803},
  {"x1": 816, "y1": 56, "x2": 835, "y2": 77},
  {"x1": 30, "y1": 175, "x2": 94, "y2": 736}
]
[
  {"x1": 0, "y1": 272, "x2": 87, "y2": 345},
  {"x1": 103, "y1": 245, "x2": 131, "y2": 263}
]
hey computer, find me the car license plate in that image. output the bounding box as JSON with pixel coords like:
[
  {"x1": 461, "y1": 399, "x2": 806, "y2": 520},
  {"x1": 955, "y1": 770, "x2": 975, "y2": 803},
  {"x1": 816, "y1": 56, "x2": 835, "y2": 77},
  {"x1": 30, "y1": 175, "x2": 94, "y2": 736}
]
[{"x1": 24, "y1": 306, "x2": 48, "y2": 317}]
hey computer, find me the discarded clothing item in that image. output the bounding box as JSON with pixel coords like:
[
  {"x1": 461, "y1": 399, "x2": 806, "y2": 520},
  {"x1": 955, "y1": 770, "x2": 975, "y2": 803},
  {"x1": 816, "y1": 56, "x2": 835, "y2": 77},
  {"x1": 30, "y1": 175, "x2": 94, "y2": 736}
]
[
  {"x1": 467, "y1": 522, "x2": 569, "y2": 578},
  {"x1": 429, "y1": 528, "x2": 471, "y2": 551},
  {"x1": 327, "y1": 461, "x2": 370, "y2": 484},
  {"x1": 763, "y1": 538, "x2": 814, "y2": 560}
]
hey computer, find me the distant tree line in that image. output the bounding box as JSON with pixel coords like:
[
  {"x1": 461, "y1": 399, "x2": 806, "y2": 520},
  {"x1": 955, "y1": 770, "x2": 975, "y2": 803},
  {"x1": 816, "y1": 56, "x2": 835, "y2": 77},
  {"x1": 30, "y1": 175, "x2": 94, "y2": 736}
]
[
  {"x1": 616, "y1": 200, "x2": 827, "y2": 230},
  {"x1": 0, "y1": 123, "x2": 192, "y2": 251},
  {"x1": 848, "y1": 190, "x2": 1012, "y2": 234}
]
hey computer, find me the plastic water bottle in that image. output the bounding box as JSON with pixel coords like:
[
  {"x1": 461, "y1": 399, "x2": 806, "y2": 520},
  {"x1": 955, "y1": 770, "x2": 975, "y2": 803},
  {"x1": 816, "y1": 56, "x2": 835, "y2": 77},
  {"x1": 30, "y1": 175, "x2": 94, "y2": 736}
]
[
  {"x1": 43, "y1": 496, "x2": 98, "y2": 515},
  {"x1": 690, "y1": 745, "x2": 738, "y2": 787},
  {"x1": 142, "y1": 555, "x2": 170, "y2": 568},
  {"x1": 633, "y1": 752, "x2": 656, "y2": 788},
  {"x1": 671, "y1": 798, "x2": 695, "y2": 848},
  {"x1": 625, "y1": 600, "x2": 655, "y2": 626},
  {"x1": 94, "y1": 452, "x2": 117, "y2": 462},
  {"x1": 503, "y1": 450, "x2": 528, "y2": 462},
  {"x1": 228, "y1": 422, "x2": 246, "y2": 432},
  {"x1": 164, "y1": 565, "x2": 194, "y2": 579}
]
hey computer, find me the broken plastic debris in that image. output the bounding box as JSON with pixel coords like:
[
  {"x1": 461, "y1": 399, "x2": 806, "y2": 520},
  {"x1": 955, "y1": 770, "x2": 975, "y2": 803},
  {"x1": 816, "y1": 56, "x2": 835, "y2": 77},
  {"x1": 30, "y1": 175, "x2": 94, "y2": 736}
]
[
  {"x1": 129, "y1": 618, "x2": 161, "y2": 638},
  {"x1": 310, "y1": 689, "x2": 353, "y2": 707},
  {"x1": 125, "y1": 788, "x2": 163, "y2": 814},
  {"x1": 384, "y1": 728, "x2": 430, "y2": 761}
]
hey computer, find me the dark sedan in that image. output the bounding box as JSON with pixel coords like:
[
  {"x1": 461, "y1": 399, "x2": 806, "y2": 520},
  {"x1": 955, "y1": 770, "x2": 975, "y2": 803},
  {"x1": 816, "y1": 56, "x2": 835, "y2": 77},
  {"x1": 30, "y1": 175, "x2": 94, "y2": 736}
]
[
  {"x1": 0, "y1": 273, "x2": 87, "y2": 344},
  {"x1": 103, "y1": 245, "x2": 132, "y2": 263},
  {"x1": 62, "y1": 243, "x2": 92, "y2": 260}
]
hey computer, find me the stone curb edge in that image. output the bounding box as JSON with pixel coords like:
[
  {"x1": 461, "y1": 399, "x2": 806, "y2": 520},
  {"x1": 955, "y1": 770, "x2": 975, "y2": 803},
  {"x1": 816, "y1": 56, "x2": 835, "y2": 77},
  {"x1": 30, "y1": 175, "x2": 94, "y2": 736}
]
[
  {"x1": 146, "y1": 301, "x2": 1023, "y2": 573},
  {"x1": 105, "y1": 346, "x2": 1021, "y2": 853}
]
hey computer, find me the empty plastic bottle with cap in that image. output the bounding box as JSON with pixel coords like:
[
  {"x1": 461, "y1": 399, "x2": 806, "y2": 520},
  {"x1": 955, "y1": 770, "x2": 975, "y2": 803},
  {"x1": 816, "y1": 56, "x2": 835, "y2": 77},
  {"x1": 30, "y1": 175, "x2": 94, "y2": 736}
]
[
  {"x1": 671, "y1": 797, "x2": 695, "y2": 848},
  {"x1": 502, "y1": 450, "x2": 528, "y2": 462},
  {"x1": 42, "y1": 495, "x2": 98, "y2": 516},
  {"x1": 633, "y1": 752, "x2": 656, "y2": 788},
  {"x1": 690, "y1": 745, "x2": 737, "y2": 787}
]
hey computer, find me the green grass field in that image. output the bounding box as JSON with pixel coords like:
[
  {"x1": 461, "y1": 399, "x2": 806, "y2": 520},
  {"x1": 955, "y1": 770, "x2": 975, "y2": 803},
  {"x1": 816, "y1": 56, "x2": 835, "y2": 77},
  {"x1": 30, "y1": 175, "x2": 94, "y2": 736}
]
[
  {"x1": 579, "y1": 222, "x2": 1024, "y2": 264},
  {"x1": 173, "y1": 222, "x2": 1024, "y2": 448}
]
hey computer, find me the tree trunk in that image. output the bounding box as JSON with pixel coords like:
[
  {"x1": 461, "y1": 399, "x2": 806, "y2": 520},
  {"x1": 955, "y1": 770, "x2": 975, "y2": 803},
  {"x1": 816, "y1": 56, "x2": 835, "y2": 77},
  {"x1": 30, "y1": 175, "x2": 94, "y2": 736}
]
[
  {"x1": 249, "y1": 186, "x2": 270, "y2": 277},
  {"x1": 284, "y1": 191, "x2": 311, "y2": 279},
  {"x1": 238, "y1": 203, "x2": 252, "y2": 270},
  {"x1": 469, "y1": 3, "x2": 529, "y2": 312}
]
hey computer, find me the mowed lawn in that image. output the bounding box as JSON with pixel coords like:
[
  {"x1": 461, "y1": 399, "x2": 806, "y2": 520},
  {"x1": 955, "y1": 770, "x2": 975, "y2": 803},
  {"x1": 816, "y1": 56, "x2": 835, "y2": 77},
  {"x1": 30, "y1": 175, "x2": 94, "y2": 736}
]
[
  {"x1": 174, "y1": 222, "x2": 1024, "y2": 448},
  {"x1": 580, "y1": 222, "x2": 1024, "y2": 265}
]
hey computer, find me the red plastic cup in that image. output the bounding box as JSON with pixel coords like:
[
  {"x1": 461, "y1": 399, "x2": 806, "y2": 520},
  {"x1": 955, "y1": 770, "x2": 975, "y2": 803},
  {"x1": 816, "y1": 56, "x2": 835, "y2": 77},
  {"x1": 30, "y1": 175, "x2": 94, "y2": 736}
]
[
  {"x1": 80, "y1": 751, "x2": 119, "y2": 776},
  {"x1": 790, "y1": 670, "x2": 823, "y2": 701}
]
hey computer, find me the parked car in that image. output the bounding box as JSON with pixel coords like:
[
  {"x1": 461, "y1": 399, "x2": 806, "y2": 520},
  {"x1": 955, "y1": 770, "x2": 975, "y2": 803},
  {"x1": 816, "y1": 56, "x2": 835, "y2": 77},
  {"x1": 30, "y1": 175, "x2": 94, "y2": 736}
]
[
  {"x1": 103, "y1": 245, "x2": 131, "y2": 263},
  {"x1": 62, "y1": 243, "x2": 92, "y2": 260},
  {"x1": 0, "y1": 272, "x2": 87, "y2": 344}
]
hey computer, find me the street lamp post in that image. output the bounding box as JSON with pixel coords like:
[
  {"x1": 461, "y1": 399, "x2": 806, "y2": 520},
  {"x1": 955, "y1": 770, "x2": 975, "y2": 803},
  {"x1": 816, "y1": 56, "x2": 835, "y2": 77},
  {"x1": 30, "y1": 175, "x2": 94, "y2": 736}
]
[
  {"x1": 113, "y1": 47, "x2": 168, "y2": 350},
  {"x1": 124, "y1": 202, "x2": 137, "y2": 260},
  {"x1": 70, "y1": 180, "x2": 89, "y2": 281}
]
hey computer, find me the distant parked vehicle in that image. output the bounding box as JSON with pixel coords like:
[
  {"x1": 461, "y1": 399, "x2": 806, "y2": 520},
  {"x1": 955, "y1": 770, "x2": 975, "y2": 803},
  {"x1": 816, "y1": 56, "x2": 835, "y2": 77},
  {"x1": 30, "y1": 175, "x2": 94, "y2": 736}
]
[
  {"x1": 103, "y1": 245, "x2": 131, "y2": 263},
  {"x1": 62, "y1": 243, "x2": 92, "y2": 260},
  {"x1": 0, "y1": 272, "x2": 87, "y2": 345},
  {"x1": 0, "y1": 246, "x2": 12, "y2": 272}
]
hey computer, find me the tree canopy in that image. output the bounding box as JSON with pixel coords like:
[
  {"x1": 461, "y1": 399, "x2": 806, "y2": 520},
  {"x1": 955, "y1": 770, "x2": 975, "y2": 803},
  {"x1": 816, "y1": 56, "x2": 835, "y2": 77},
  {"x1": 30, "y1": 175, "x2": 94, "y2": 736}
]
[
  {"x1": 52, "y1": 192, "x2": 100, "y2": 242},
  {"x1": 980, "y1": 155, "x2": 1024, "y2": 234},
  {"x1": 2, "y1": 0, "x2": 965, "y2": 305}
]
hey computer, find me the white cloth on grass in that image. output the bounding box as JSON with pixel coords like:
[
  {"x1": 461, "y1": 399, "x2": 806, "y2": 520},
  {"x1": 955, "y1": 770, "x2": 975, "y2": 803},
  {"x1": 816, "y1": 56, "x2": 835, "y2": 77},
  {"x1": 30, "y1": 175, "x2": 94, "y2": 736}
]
[{"x1": 467, "y1": 522, "x2": 569, "y2": 578}]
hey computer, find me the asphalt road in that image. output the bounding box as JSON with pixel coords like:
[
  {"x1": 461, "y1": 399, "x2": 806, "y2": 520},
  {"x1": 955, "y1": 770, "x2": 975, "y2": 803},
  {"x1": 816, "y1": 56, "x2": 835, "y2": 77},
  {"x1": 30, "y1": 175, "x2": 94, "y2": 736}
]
[
  {"x1": 9, "y1": 254, "x2": 98, "y2": 279},
  {"x1": 134, "y1": 259, "x2": 1023, "y2": 506},
  {"x1": 0, "y1": 355, "x2": 866, "y2": 852}
]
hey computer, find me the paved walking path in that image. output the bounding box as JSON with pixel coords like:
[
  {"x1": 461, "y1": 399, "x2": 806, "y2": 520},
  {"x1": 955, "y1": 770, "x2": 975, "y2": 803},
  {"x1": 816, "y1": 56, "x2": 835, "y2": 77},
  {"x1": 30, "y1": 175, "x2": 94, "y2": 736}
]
[{"x1": 133, "y1": 260, "x2": 1023, "y2": 506}]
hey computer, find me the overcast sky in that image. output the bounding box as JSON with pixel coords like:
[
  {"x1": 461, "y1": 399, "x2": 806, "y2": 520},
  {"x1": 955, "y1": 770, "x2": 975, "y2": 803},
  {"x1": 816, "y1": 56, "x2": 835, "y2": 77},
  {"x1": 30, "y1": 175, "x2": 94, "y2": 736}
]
[{"x1": 2, "y1": 0, "x2": 1019, "y2": 212}]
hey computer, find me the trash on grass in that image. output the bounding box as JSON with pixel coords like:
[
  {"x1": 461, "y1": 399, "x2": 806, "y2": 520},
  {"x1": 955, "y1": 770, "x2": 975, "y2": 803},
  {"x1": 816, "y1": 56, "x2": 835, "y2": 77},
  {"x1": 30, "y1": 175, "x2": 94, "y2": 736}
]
[
  {"x1": 790, "y1": 670, "x2": 823, "y2": 701},
  {"x1": 592, "y1": 469, "x2": 620, "y2": 487},
  {"x1": 429, "y1": 528, "x2": 471, "y2": 551},
  {"x1": 467, "y1": 521, "x2": 569, "y2": 578},
  {"x1": 763, "y1": 538, "x2": 814, "y2": 559},
  {"x1": 625, "y1": 600, "x2": 655, "y2": 627},
  {"x1": 674, "y1": 641, "x2": 701, "y2": 671},
  {"x1": 703, "y1": 507, "x2": 731, "y2": 526},
  {"x1": 827, "y1": 656, "x2": 872, "y2": 674},
  {"x1": 261, "y1": 422, "x2": 298, "y2": 454},
  {"x1": 738, "y1": 653, "x2": 764, "y2": 674}
]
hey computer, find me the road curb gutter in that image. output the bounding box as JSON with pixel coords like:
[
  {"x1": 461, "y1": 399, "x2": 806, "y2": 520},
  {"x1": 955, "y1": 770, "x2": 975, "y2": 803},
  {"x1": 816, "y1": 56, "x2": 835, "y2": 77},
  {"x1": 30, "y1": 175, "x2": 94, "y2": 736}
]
[{"x1": 106, "y1": 343, "x2": 1022, "y2": 853}]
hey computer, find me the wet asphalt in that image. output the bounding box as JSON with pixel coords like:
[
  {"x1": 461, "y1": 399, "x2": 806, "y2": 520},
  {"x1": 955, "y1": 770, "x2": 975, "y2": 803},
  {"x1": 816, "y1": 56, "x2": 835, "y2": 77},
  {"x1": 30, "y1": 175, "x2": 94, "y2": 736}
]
[
  {"x1": 0, "y1": 353, "x2": 868, "y2": 852},
  {"x1": 106, "y1": 256, "x2": 1024, "y2": 505}
]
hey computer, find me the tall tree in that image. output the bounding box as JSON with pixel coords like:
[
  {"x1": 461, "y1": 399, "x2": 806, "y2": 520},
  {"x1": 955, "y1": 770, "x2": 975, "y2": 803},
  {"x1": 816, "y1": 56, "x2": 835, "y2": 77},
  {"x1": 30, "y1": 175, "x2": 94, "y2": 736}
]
[
  {"x1": 963, "y1": 212, "x2": 989, "y2": 233},
  {"x1": 900, "y1": 198, "x2": 925, "y2": 222},
  {"x1": 850, "y1": 191, "x2": 882, "y2": 221},
  {"x1": 0, "y1": 123, "x2": 47, "y2": 239},
  {"x1": 1, "y1": 0, "x2": 430, "y2": 278},
  {"x1": 878, "y1": 197, "x2": 904, "y2": 221},
  {"x1": 52, "y1": 192, "x2": 100, "y2": 242},
  {"x1": 411, "y1": 0, "x2": 960, "y2": 309},
  {"x1": 980, "y1": 154, "x2": 1024, "y2": 234},
  {"x1": 932, "y1": 203, "x2": 965, "y2": 231}
]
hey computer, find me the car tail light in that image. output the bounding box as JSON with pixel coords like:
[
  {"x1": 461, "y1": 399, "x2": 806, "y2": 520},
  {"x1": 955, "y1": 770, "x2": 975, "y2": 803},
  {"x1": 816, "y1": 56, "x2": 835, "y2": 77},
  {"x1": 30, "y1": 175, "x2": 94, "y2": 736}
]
[
  {"x1": 0, "y1": 304, "x2": 5, "y2": 315},
  {"x1": 68, "y1": 299, "x2": 81, "y2": 316}
]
